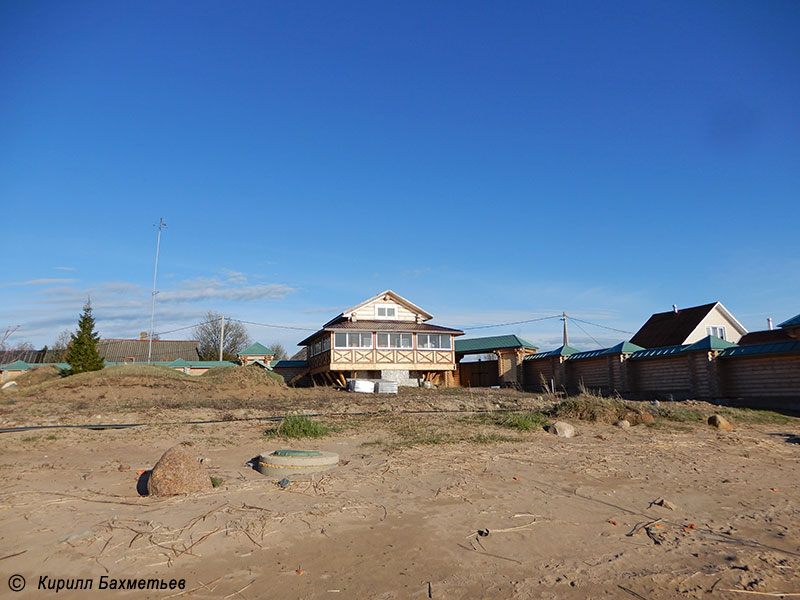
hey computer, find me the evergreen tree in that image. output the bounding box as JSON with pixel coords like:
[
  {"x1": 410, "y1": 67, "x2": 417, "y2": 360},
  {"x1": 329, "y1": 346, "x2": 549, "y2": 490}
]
[{"x1": 64, "y1": 301, "x2": 104, "y2": 374}]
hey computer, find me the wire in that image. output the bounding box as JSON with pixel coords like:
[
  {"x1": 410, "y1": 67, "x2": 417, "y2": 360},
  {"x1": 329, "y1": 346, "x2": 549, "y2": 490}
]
[
  {"x1": 568, "y1": 317, "x2": 603, "y2": 348},
  {"x1": 567, "y1": 316, "x2": 634, "y2": 335},
  {"x1": 461, "y1": 315, "x2": 562, "y2": 331},
  {"x1": 232, "y1": 319, "x2": 316, "y2": 332},
  {"x1": 155, "y1": 319, "x2": 219, "y2": 336}
]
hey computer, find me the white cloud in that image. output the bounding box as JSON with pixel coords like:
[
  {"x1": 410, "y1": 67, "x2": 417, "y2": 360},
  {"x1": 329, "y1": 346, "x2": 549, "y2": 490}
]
[{"x1": 9, "y1": 278, "x2": 78, "y2": 286}]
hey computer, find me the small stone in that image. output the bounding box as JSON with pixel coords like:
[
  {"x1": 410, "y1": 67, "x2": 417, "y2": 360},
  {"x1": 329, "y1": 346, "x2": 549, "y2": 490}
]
[
  {"x1": 118, "y1": 464, "x2": 130, "y2": 472},
  {"x1": 549, "y1": 421, "x2": 575, "y2": 438},
  {"x1": 81, "y1": 473, "x2": 92, "y2": 480},
  {"x1": 708, "y1": 414, "x2": 734, "y2": 431},
  {"x1": 614, "y1": 420, "x2": 631, "y2": 429},
  {"x1": 147, "y1": 446, "x2": 212, "y2": 497},
  {"x1": 278, "y1": 477, "x2": 290, "y2": 489},
  {"x1": 638, "y1": 412, "x2": 655, "y2": 425}
]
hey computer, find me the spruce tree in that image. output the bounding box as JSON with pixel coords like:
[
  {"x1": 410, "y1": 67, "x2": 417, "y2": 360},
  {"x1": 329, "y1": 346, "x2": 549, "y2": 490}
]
[{"x1": 64, "y1": 301, "x2": 104, "y2": 375}]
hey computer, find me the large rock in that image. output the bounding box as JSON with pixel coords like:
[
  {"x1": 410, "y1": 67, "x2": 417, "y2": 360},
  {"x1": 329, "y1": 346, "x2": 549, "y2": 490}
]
[
  {"x1": 549, "y1": 421, "x2": 575, "y2": 438},
  {"x1": 708, "y1": 414, "x2": 734, "y2": 431},
  {"x1": 147, "y1": 446, "x2": 212, "y2": 496}
]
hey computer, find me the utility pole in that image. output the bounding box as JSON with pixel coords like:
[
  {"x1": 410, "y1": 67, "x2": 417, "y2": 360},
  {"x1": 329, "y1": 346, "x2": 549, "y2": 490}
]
[
  {"x1": 562, "y1": 311, "x2": 569, "y2": 347},
  {"x1": 147, "y1": 218, "x2": 167, "y2": 364},
  {"x1": 219, "y1": 315, "x2": 225, "y2": 361}
]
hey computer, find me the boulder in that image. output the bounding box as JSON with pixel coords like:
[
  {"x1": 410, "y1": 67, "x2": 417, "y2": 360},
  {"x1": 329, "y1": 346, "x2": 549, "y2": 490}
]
[
  {"x1": 708, "y1": 414, "x2": 734, "y2": 431},
  {"x1": 549, "y1": 421, "x2": 575, "y2": 438},
  {"x1": 147, "y1": 446, "x2": 212, "y2": 497},
  {"x1": 614, "y1": 420, "x2": 631, "y2": 429}
]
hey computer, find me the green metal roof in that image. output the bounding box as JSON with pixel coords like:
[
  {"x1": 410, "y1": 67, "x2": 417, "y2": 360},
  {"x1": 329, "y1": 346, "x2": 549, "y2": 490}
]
[
  {"x1": 778, "y1": 313, "x2": 800, "y2": 328},
  {"x1": 525, "y1": 345, "x2": 580, "y2": 360},
  {"x1": 684, "y1": 335, "x2": 737, "y2": 352},
  {"x1": 604, "y1": 341, "x2": 645, "y2": 355},
  {"x1": 455, "y1": 335, "x2": 538, "y2": 354},
  {"x1": 270, "y1": 360, "x2": 308, "y2": 368},
  {"x1": 239, "y1": 342, "x2": 274, "y2": 356},
  {"x1": 1, "y1": 360, "x2": 30, "y2": 370},
  {"x1": 629, "y1": 345, "x2": 688, "y2": 359},
  {"x1": 719, "y1": 340, "x2": 800, "y2": 358}
]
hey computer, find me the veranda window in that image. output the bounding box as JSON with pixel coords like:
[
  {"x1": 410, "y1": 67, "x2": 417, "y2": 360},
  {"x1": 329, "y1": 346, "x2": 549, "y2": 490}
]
[
  {"x1": 417, "y1": 334, "x2": 451, "y2": 350},
  {"x1": 376, "y1": 333, "x2": 412, "y2": 348},
  {"x1": 334, "y1": 332, "x2": 373, "y2": 348}
]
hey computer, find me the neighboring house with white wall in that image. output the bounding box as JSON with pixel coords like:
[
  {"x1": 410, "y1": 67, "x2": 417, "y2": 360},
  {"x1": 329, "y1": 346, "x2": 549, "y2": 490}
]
[{"x1": 630, "y1": 302, "x2": 747, "y2": 348}]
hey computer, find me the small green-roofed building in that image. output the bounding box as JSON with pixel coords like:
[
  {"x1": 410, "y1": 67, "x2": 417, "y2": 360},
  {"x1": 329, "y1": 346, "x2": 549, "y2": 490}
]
[
  {"x1": 238, "y1": 342, "x2": 276, "y2": 366},
  {"x1": 240, "y1": 342, "x2": 275, "y2": 356},
  {"x1": 455, "y1": 335, "x2": 538, "y2": 355}
]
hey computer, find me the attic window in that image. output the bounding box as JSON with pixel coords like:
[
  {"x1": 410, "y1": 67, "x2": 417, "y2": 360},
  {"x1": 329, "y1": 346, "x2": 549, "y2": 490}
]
[
  {"x1": 706, "y1": 326, "x2": 727, "y2": 340},
  {"x1": 375, "y1": 305, "x2": 396, "y2": 319}
]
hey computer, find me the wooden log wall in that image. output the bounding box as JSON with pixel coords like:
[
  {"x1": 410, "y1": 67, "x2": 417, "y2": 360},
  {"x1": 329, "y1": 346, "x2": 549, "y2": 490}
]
[
  {"x1": 720, "y1": 354, "x2": 800, "y2": 398},
  {"x1": 567, "y1": 357, "x2": 610, "y2": 392},
  {"x1": 628, "y1": 356, "x2": 691, "y2": 396}
]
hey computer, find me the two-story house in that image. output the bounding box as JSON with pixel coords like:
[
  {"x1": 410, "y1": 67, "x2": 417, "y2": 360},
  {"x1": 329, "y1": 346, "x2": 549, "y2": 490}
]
[{"x1": 298, "y1": 290, "x2": 463, "y2": 387}]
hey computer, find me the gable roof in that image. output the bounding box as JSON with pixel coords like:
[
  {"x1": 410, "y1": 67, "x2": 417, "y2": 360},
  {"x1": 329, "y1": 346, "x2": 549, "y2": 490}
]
[
  {"x1": 455, "y1": 334, "x2": 538, "y2": 354},
  {"x1": 738, "y1": 329, "x2": 793, "y2": 346},
  {"x1": 630, "y1": 302, "x2": 745, "y2": 348},
  {"x1": 326, "y1": 290, "x2": 434, "y2": 326},
  {"x1": 96, "y1": 339, "x2": 200, "y2": 362},
  {"x1": 778, "y1": 313, "x2": 800, "y2": 328},
  {"x1": 239, "y1": 342, "x2": 274, "y2": 356}
]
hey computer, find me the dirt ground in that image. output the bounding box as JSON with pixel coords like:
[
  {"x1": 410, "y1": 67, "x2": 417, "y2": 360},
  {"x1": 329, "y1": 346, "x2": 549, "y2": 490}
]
[{"x1": 1, "y1": 369, "x2": 799, "y2": 599}]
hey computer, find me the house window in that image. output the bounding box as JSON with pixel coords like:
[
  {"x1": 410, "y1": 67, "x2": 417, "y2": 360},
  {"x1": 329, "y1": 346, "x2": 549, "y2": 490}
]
[
  {"x1": 375, "y1": 305, "x2": 397, "y2": 319},
  {"x1": 417, "y1": 334, "x2": 451, "y2": 350},
  {"x1": 309, "y1": 336, "x2": 331, "y2": 357},
  {"x1": 377, "y1": 333, "x2": 412, "y2": 348},
  {"x1": 334, "y1": 332, "x2": 373, "y2": 348},
  {"x1": 706, "y1": 326, "x2": 727, "y2": 340}
]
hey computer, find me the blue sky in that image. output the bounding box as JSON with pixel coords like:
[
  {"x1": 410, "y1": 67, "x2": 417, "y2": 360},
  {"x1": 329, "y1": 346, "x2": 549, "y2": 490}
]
[{"x1": 1, "y1": 1, "x2": 798, "y2": 353}]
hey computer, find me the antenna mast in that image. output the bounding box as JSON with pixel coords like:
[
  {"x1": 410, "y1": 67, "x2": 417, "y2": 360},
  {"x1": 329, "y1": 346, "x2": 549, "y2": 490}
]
[{"x1": 147, "y1": 218, "x2": 167, "y2": 363}]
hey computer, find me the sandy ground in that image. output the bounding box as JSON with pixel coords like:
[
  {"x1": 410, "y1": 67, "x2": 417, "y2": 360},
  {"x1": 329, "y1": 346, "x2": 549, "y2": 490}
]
[{"x1": 0, "y1": 376, "x2": 799, "y2": 599}]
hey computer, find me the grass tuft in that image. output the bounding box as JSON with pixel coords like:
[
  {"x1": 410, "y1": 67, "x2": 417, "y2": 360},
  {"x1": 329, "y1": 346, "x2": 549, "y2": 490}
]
[
  {"x1": 267, "y1": 414, "x2": 330, "y2": 439},
  {"x1": 550, "y1": 396, "x2": 629, "y2": 423}
]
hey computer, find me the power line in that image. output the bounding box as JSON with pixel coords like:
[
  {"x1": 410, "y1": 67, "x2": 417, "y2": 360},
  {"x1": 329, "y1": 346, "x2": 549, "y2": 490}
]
[
  {"x1": 232, "y1": 319, "x2": 316, "y2": 332},
  {"x1": 567, "y1": 316, "x2": 634, "y2": 335},
  {"x1": 155, "y1": 319, "x2": 218, "y2": 337},
  {"x1": 461, "y1": 315, "x2": 562, "y2": 331},
  {"x1": 568, "y1": 317, "x2": 603, "y2": 348}
]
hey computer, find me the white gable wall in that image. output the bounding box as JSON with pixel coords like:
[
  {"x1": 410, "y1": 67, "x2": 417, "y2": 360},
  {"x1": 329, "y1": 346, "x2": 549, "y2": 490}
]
[
  {"x1": 350, "y1": 300, "x2": 420, "y2": 322},
  {"x1": 686, "y1": 305, "x2": 746, "y2": 344}
]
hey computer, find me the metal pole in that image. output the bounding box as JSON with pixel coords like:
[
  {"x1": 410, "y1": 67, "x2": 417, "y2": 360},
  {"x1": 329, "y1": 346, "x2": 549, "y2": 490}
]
[
  {"x1": 219, "y1": 315, "x2": 225, "y2": 361},
  {"x1": 562, "y1": 311, "x2": 569, "y2": 347},
  {"x1": 147, "y1": 218, "x2": 167, "y2": 363}
]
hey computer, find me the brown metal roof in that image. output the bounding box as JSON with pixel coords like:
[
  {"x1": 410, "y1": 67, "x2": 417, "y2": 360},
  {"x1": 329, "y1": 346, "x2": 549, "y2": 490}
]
[
  {"x1": 299, "y1": 320, "x2": 463, "y2": 346},
  {"x1": 97, "y1": 339, "x2": 200, "y2": 362},
  {"x1": 629, "y1": 303, "x2": 717, "y2": 348},
  {"x1": 737, "y1": 329, "x2": 793, "y2": 346}
]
